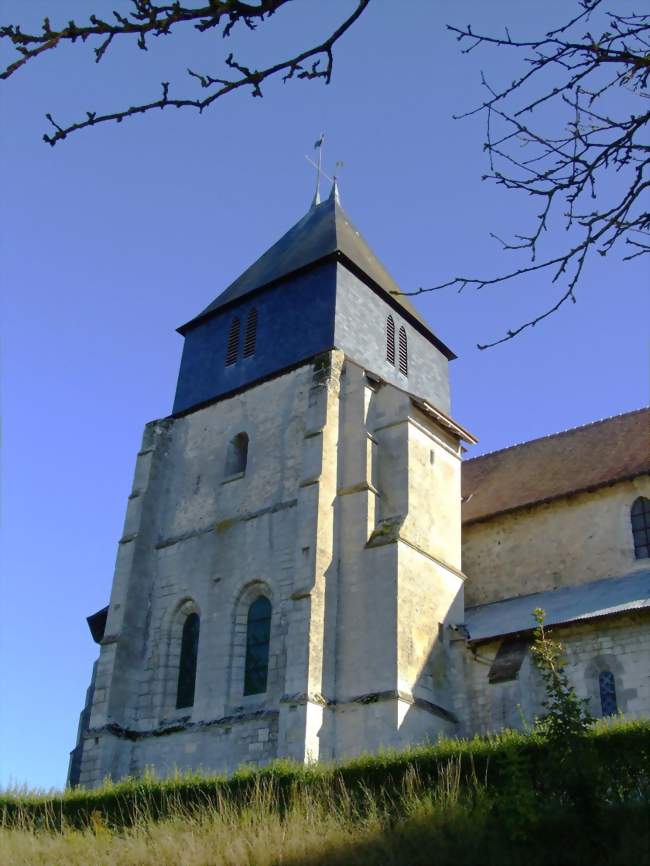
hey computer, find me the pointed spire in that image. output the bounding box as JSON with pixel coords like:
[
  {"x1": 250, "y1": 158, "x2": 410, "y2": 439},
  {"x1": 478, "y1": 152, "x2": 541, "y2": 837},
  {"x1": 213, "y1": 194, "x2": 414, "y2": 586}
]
[
  {"x1": 311, "y1": 185, "x2": 321, "y2": 208},
  {"x1": 329, "y1": 177, "x2": 340, "y2": 205}
]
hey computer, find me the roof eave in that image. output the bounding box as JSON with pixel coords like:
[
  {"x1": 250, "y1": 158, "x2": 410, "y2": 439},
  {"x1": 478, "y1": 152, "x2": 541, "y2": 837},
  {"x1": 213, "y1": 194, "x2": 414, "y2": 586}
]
[
  {"x1": 462, "y1": 469, "x2": 650, "y2": 526},
  {"x1": 467, "y1": 604, "x2": 650, "y2": 646},
  {"x1": 411, "y1": 397, "x2": 478, "y2": 445},
  {"x1": 175, "y1": 250, "x2": 458, "y2": 362},
  {"x1": 176, "y1": 252, "x2": 339, "y2": 336},
  {"x1": 335, "y1": 252, "x2": 457, "y2": 360}
]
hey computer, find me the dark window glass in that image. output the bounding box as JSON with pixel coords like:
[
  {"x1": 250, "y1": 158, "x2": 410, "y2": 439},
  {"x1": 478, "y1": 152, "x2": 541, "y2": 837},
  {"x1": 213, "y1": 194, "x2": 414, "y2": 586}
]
[
  {"x1": 225, "y1": 432, "x2": 248, "y2": 477},
  {"x1": 225, "y1": 317, "x2": 241, "y2": 366},
  {"x1": 243, "y1": 308, "x2": 258, "y2": 358},
  {"x1": 386, "y1": 316, "x2": 395, "y2": 366},
  {"x1": 631, "y1": 497, "x2": 650, "y2": 559},
  {"x1": 176, "y1": 613, "x2": 200, "y2": 709},
  {"x1": 599, "y1": 670, "x2": 618, "y2": 716},
  {"x1": 244, "y1": 596, "x2": 271, "y2": 696},
  {"x1": 398, "y1": 326, "x2": 408, "y2": 376}
]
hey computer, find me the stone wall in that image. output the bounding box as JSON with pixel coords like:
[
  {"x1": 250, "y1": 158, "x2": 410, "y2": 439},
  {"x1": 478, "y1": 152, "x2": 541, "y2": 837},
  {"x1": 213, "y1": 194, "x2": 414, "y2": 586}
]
[
  {"x1": 76, "y1": 347, "x2": 468, "y2": 785},
  {"x1": 73, "y1": 343, "x2": 650, "y2": 787},
  {"x1": 79, "y1": 359, "x2": 318, "y2": 786},
  {"x1": 330, "y1": 365, "x2": 464, "y2": 758},
  {"x1": 462, "y1": 477, "x2": 650, "y2": 607},
  {"x1": 451, "y1": 611, "x2": 650, "y2": 736}
]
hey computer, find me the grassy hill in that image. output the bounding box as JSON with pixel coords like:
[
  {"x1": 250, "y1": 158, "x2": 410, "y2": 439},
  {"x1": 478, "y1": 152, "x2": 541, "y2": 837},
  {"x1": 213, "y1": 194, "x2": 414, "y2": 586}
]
[{"x1": 1, "y1": 720, "x2": 649, "y2": 866}]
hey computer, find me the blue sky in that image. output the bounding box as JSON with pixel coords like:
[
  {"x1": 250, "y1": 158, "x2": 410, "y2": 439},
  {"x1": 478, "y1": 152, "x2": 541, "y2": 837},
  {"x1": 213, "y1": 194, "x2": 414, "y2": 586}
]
[{"x1": 1, "y1": 0, "x2": 647, "y2": 790}]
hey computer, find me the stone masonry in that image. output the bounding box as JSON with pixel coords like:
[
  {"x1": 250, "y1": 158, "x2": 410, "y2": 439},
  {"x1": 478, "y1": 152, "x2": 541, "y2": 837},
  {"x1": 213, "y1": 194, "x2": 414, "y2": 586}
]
[
  {"x1": 75, "y1": 351, "x2": 473, "y2": 786},
  {"x1": 69, "y1": 187, "x2": 650, "y2": 786}
]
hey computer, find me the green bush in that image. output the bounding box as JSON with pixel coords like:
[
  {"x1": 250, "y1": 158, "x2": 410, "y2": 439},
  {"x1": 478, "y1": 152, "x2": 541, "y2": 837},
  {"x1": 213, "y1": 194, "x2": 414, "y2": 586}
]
[{"x1": 1, "y1": 719, "x2": 648, "y2": 832}]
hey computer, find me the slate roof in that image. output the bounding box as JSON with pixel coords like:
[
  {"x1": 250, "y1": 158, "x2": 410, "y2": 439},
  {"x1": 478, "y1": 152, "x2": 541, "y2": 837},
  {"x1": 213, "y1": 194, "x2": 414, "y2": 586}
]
[
  {"x1": 462, "y1": 408, "x2": 649, "y2": 524},
  {"x1": 179, "y1": 184, "x2": 454, "y2": 358},
  {"x1": 464, "y1": 569, "x2": 650, "y2": 643},
  {"x1": 87, "y1": 606, "x2": 108, "y2": 644}
]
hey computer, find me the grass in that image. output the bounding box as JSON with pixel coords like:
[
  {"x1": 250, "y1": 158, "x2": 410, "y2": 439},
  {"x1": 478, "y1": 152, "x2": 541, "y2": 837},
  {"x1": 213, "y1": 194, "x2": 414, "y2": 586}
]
[{"x1": 2, "y1": 720, "x2": 649, "y2": 866}]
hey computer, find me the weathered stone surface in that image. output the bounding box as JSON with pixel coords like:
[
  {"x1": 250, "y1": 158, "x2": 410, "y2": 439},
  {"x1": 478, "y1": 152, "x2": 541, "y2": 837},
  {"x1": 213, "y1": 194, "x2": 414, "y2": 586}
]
[
  {"x1": 451, "y1": 612, "x2": 650, "y2": 736},
  {"x1": 70, "y1": 348, "x2": 650, "y2": 788},
  {"x1": 463, "y1": 478, "x2": 650, "y2": 607}
]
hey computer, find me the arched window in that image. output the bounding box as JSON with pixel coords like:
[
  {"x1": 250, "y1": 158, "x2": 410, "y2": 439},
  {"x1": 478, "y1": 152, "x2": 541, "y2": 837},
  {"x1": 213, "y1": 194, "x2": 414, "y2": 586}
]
[
  {"x1": 176, "y1": 613, "x2": 200, "y2": 709},
  {"x1": 599, "y1": 670, "x2": 618, "y2": 716},
  {"x1": 225, "y1": 432, "x2": 248, "y2": 478},
  {"x1": 631, "y1": 496, "x2": 650, "y2": 559},
  {"x1": 386, "y1": 315, "x2": 395, "y2": 366},
  {"x1": 244, "y1": 596, "x2": 272, "y2": 696},
  {"x1": 225, "y1": 316, "x2": 241, "y2": 366},
  {"x1": 398, "y1": 326, "x2": 408, "y2": 376},
  {"x1": 243, "y1": 308, "x2": 258, "y2": 358}
]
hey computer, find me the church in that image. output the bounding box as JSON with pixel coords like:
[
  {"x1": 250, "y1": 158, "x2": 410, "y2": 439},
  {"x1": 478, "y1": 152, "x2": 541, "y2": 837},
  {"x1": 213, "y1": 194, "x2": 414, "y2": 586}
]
[{"x1": 68, "y1": 180, "x2": 650, "y2": 788}]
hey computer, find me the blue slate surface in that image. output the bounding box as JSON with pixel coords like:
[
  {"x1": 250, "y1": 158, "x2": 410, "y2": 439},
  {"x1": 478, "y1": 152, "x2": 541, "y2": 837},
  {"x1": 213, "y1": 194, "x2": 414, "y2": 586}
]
[
  {"x1": 464, "y1": 570, "x2": 650, "y2": 642},
  {"x1": 172, "y1": 189, "x2": 456, "y2": 416},
  {"x1": 173, "y1": 261, "x2": 337, "y2": 414},
  {"x1": 181, "y1": 188, "x2": 436, "y2": 336},
  {"x1": 334, "y1": 264, "x2": 451, "y2": 413}
]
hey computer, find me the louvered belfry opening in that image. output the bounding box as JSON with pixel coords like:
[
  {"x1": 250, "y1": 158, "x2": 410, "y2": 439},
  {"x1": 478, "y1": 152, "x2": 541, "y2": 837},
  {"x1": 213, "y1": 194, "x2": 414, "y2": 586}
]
[
  {"x1": 243, "y1": 308, "x2": 258, "y2": 358},
  {"x1": 386, "y1": 315, "x2": 395, "y2": 365},
  {"x1": 398, "y1": 326, "x2": 408, "y2": 376},
  {"x1": 225, "y1": 317, "x2": 241, "y2": 366}
]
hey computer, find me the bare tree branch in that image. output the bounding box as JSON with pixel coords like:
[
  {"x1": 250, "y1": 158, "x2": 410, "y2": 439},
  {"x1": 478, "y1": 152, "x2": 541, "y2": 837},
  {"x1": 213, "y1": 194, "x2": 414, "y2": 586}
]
[
  {"x1": 3, "y1": 0, "x2": 646, "y2": 350},
  {"x1": 399, "y1": 1, "x2": 649, "y2": 348},
  {"x1": 0, "y1": 0, "x2": 371, "y2": 145}
]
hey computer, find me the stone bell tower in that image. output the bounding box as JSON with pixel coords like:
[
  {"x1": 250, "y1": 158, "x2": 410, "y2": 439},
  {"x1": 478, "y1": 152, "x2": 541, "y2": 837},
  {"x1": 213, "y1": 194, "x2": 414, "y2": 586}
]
[{"x1": 69, "y1": 180, "x2": 475, "y2": 787}]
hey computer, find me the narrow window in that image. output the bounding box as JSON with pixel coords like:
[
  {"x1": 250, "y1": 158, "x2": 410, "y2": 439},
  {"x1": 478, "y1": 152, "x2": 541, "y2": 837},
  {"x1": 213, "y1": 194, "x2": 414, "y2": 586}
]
[
  {"x1": 176, "y1": 613, "x2": 200, "y2": 709},
  {"x1": 225, "y1": 432, "x2": 248, "y2": 477},
  {"x1": 225, "y1": 317, "x2": 241, "y2": 366},
  {"x1": 386, "y1": 315, "x2": 395, "y2": 366},
  {"x1": 631, "y1": 496, "x2": 650, "y2": 559},
  {"x1": 244, "y1": 596, "x2": 272, "y2": 696},
  {"x1": 243, "y1": 308, "x2": 258, "y2": 358},
  {"x1": 398, "y1": 326, "x2": 408, "y2": 376},
  {"x1": 598, "y1": 670, "x2": 618, "y2": 716}
]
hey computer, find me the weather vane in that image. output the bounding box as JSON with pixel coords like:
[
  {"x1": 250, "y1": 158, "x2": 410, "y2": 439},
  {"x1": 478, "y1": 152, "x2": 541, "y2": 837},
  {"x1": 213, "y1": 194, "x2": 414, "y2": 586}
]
[
  {"x1": 305, "y1": 134, "x2": 344, "y2": 205},
  {"x1": 306, "y1": 133, "x2": 326, "y2": 205}
]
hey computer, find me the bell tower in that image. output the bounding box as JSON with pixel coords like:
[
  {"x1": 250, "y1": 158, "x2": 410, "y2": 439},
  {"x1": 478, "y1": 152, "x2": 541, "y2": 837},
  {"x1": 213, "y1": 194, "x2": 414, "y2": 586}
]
[{"x1": 69, "y1": 181, "x2": 475, "y2": 787}]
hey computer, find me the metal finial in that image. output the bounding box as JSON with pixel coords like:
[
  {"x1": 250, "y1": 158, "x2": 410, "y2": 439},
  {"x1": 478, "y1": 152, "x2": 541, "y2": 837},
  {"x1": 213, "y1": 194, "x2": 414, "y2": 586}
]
[{"x1": 329, "y1": 161, "x2": 344, "y2": 204}]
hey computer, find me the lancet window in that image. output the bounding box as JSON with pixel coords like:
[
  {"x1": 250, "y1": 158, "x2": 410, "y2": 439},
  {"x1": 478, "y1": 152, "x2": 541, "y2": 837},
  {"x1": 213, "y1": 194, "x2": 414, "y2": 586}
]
[
  {"x1": 176, "y1": 613, "x2": 200, "y2": 709},
  {"x1": 631, "y1": 496, "x2": 650, "y2": 559},
  {"x1": 244, "y1": 596, "x2": 272, "y2": 696},
  {"x1": 598, "y1": 670, "x2": 618, "y2": 716},
  {"x1": 225, "y1": 432, "x2": 249, "y2": 478}
]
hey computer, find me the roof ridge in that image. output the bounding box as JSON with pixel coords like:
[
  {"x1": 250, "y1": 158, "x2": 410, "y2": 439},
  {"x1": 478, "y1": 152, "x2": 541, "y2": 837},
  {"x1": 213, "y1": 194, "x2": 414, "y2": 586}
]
[{"x1": 464, "y1": 406, "x2": 649, "y2": 464}]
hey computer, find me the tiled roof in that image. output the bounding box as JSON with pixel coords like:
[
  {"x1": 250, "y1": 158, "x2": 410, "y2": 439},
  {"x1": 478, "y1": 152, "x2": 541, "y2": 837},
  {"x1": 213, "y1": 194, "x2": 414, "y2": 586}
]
[
  {"x1": 179, "y1": 184, "x2": 455, "y2": 359},
  {"x1": 462, "y1": 408, "x2": 649, "y2": 524},
  {"x1": 463, "y1": 569, "x2": 650, "y2": 643}
]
